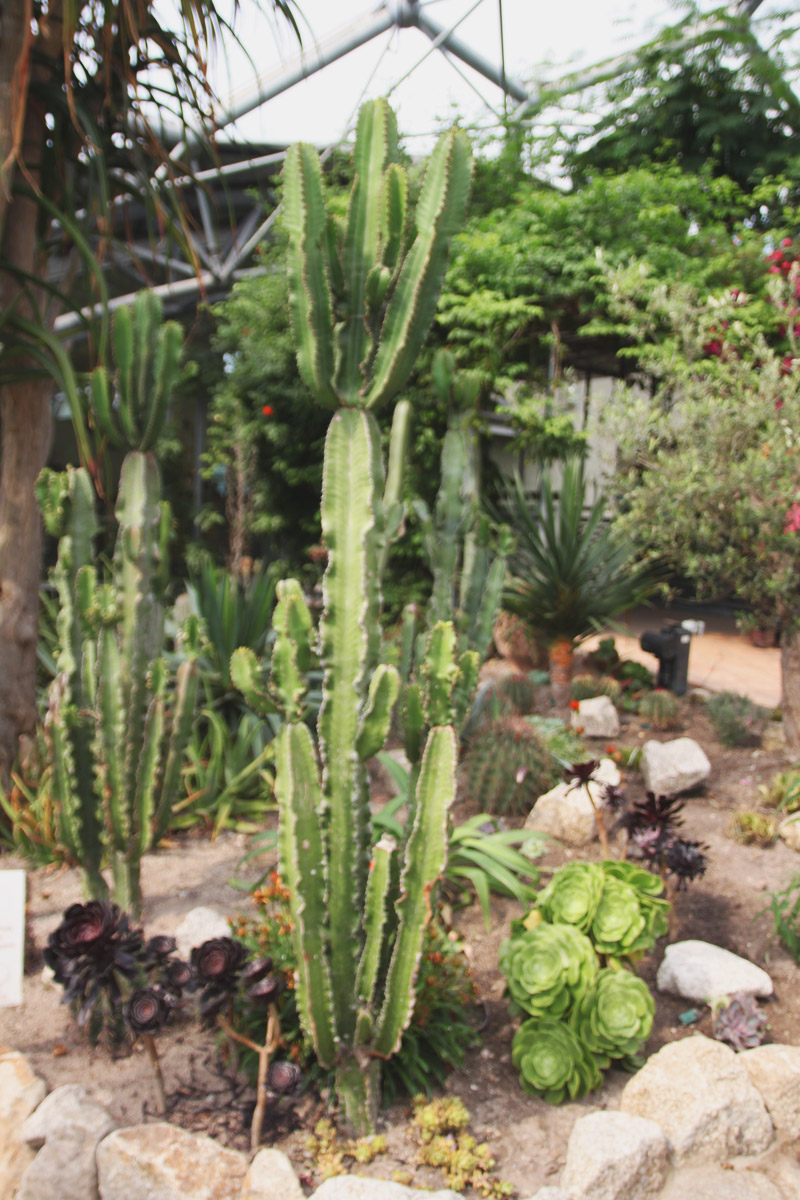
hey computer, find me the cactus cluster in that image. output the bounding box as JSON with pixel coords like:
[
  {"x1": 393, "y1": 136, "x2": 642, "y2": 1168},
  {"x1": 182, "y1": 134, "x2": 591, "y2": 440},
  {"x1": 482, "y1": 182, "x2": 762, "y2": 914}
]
[
  {"x1": 570, "y1": 673, "x2": 622, "y2": 703},
  {"x1": 461, "y1": 715, "x2": 557, "y2": 815},
  {"x1": 36, "y1": 296, "x2": 198, "y2": 915},
  {"x1": 229, "y1": 100, "x2": 472, "y2": 1134}
]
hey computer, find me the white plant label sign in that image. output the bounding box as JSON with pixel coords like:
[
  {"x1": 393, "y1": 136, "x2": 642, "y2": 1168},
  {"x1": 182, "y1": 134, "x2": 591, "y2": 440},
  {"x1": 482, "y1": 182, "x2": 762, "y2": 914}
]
[{"x1": 0, "y1": 870, "x2": 26, "y2": 1006}]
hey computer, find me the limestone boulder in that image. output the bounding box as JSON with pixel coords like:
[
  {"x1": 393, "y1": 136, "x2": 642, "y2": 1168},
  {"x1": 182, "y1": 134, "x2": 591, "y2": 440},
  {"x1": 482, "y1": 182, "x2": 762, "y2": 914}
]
[
  {"x1": 309, "y1": 1180, "x2": 462, "y2": 1200},
  {"x1": 570, "y1": 696, "x2": 620, "y2": 740},
  {"x1": 559, "y1": 1111, "x2": 669, "y2": 1200},
  {"x1": 174, "y1": 907, "x2": 231, "y2": 959},
  {"x1": 657, "y1": 1164, "x2": 782, "y2": 1199},
  {"x1": 640, "y1": 738, "x2": 710, "y2": 796},
  {"x1": 740, "y1": 1044, "x2": 800, "y2": 1142},
  {"x1": 778, "y1": 814, "x2": 800, "y2": 853},
  {"x1": 620, "y1": 1034, "x2": 774, "y2": 1165},
  {"x1": 241, "y1": 1148, "x2": 305, "y2": 1200},
  {"x1": 657, "y1": 941, "x2": 773, "y2": 1002},
  {"x1": 18, "y1": 1084, "x2": 116, "y2": 1200},
  {"x1": 0, "y1": 1049, "x2": 47, "y2": 1197},
  {"x1": 96, "y1": 1123, "x2": 247, "y2": 1200},
  {"x1": 524, "y1": 759, "x2": 620, "y2": 847}
]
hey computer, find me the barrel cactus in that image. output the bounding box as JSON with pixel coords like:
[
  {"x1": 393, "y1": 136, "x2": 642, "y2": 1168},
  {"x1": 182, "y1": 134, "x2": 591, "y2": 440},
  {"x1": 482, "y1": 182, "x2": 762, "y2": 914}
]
[
  {"x1": 239, "y1": 99, "x2": 472, "y2": 1135},
  {"x1": 570, "y1": 674, "x2": 621, "y2": 703},
  {"x1": 638, "y1": 688, "x2": 680, "y2": 729},
  {"x1": 461, "y1": 715, "x2": 557, "y2": 815}
]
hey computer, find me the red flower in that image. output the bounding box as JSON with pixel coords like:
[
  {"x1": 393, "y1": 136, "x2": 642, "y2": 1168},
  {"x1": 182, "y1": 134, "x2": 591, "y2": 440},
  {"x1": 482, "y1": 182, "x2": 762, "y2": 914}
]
[
  {"x1": 784, "y1": 502, "x2": 800, "y2": 534},
  {"x1": 262, "y1": 405, "x2": 274, "y2": 416},
  {"x1": 782, "y1": 237, "x2": 793, "y2": 248},
  {"x1": 569, "y1": 700, "x2": 580, "y2": 710}
]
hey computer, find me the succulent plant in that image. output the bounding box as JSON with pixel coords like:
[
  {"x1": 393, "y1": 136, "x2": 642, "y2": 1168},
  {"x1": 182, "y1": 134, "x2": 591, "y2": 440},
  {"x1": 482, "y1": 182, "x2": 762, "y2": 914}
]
[
  {"x1": 570, "y1": 968, "x2": 655, "y2": 1066},
  {"x1": 711, "y1": 992, "x2": 768, "y2": 1051},
  {"x1": 663, "y1": 838, "x2": 709, "y2": 888},
  {"x1": 570, "y1": 674, "x2": 622, "y2": 703},
  {"x1": 536, "y1": 862, "x2": 605, "y2": 933},
  {"x1": 191, "y1": 936, "x2": 249, "y2": 1020},
  {"x1": 461, "y1": 715, "x2": 557, "y2": 815},
  {"x1": 512, "y1": 1015, "x2": 603, "y2": 1104},
  {"x1": 638, "y1": 688, "x2": 680, "y2": 729},
  {"x1": 589, "y1": 876, "x2": 649, "y2": 959},
  {"x1": 125, "y1": 985, "x2": 172, "y2": 1035},
  {"x1": 43, "y1": 901, "x2": 145, "y2": 1029},
  {"x1": 267, "y1": 1060, "x2": 303, "y2": 1094},
  {"x1": 499, "y1": 921, "x2": 598, "y2": 1018},
  {"x1": 493, "y1": 672, "x2": 541, "y2": 715}
]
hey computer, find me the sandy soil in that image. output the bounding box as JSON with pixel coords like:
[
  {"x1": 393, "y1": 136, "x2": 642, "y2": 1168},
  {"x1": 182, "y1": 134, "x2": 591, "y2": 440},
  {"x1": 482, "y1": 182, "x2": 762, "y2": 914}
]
[{"x1": 2, "y1": 697, "x2": 800, "y2": 1197}]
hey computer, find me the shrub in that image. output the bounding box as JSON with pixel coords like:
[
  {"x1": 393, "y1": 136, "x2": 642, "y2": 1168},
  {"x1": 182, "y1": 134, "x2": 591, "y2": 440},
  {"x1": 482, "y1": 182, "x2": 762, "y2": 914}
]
[
  {"x1": 707, "y1": 691, "x2": 765, "y2": 747},
  {"x1": 461, "y1": 715, "x2": 558, "y2": 814}
]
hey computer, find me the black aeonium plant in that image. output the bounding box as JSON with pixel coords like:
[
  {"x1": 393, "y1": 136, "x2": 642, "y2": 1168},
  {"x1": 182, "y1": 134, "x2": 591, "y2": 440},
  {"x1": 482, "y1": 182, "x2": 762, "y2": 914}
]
[
  {"x1": 44, "y1": 901, "x2": 146, "y2": 1031},
  {"x1": 621, "y1": 792, "x2": 708, "y2": 891},
  {"x1": 191, "y1": 935, "x2": 249, "y2": 1021}
]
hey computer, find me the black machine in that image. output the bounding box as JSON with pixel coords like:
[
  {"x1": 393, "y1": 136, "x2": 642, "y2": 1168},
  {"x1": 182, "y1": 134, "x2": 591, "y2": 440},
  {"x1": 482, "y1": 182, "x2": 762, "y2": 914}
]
[{"x1": 639, "y1": 623, "x2": 692, "y2": 695}]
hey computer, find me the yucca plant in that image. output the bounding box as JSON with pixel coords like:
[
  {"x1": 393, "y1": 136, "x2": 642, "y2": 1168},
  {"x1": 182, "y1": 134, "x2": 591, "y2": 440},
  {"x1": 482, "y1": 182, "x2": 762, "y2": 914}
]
[
  {"x1": 502, "y1": 460, "x2": 657, "y2": 705},
  {"x1": 231, "y1": 100, "x2": 472, "y2": 1134}
]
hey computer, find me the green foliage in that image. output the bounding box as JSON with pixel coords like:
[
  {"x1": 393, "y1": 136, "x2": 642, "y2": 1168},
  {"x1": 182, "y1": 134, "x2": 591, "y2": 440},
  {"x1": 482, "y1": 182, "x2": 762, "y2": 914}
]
[
  {"x1": 707, "y1": 691, "x2": 765, "y2": 747},
  {"x1": 729, "y1": 810, "x2": 777, "y2": 847},
  {"x1": 411, "y1": 1095, "x2": 514, "y2": 1197},
  {"x1": 499, "y1": 921, "x2": 599, "y2": 1019},
  {"x1": 502, "y1": 460, "x2": 657, "y2": 647},
  {"x1": 759, "y1": 769, "x2": 800, "y2": 814},
  {"x1": 461, "y1": 715, "x2": 558, "y2": 815},
  {"x1": 762, "y1": 869, "x2": 800, "y2": 964},
  {"x1": 571, "y1": 968, "x2": 655, "y2": 1067},
  {"x1": 512, "y1": 1016, "x2": 602, "y2": 1104},
  {"x1": 638, "y1": 689, "x2": 680, "y2": 730},
  {"x1": 183, "y1": 557, "x2": 279, "y2": 695},
  {"x1": 176, "y1": 709, "x2": 275, "y2": 837}
]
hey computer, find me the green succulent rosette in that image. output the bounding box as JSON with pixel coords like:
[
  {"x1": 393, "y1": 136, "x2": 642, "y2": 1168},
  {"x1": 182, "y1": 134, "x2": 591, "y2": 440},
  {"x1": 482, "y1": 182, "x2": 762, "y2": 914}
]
[
  {"x1": 499, "y1": 921, "x2": 598, "y2": 1018},
  {"x1": 512, "y1": 1016, "x2": 603, "y2": 1103},
  {"x1": 602, "y1": 861, "x2": 670, "y2": 950},
  {"x1": 536, "y1": 862, "x2": 605, "y2": 933},
  {"x1": 570, "y1": 967, "x2": 655, "y2": 1068},
  {"x1": 589, "y1": 876, "x2": 651, "y2": 959}
]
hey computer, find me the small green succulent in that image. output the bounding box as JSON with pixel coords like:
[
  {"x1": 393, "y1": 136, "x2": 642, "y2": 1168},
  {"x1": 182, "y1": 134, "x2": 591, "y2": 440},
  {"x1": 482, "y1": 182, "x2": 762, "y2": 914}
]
[
  {"x1": 512, "y1": 1016, "x2": 603, "y2": 1103},
  {"x1": 499, "y1": 920, "x2": 598, "y2": 1018},
  {"x1": 571, "y1": 967, "x2": 655, "y2": 1067},
  {"x1": 589, "y1": 876, "x2": 649, "y2": 959},
  {"x1": 536, "y1": 861, "x2": 605, "y2": 933}
]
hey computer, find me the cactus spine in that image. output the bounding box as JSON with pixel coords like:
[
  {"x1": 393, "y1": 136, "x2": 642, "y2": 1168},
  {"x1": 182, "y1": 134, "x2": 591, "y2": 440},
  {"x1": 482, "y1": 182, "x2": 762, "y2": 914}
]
[
  {"x1": 37, "y1": 296, "x2": 198, "y2": 916},
  {"x1": 272, "y1": 100, "x2": 471, "y2": 1133}
]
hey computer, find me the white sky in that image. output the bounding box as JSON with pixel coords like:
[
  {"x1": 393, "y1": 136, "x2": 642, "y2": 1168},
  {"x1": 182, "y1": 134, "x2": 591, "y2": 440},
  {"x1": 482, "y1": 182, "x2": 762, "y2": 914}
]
[{"x1": 204, "y1": 0, "x2": 789, "y2": 151}]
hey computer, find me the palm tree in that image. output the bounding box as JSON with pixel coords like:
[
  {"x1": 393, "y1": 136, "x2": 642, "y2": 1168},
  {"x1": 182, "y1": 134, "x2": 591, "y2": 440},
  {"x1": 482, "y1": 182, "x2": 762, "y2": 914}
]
[
  {"x1": 0, "y1": 0, "x2": 300, "y2": 776},
  {"x1": 502, "y1": 459, "x2": 657, "y2": 705}
]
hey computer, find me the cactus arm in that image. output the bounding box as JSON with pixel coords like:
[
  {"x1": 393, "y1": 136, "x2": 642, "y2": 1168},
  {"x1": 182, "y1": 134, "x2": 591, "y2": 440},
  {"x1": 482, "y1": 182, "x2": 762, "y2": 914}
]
[
  {"x1": 354, "y1": 832, "x2": 396, "y2": 1037},
  {"x1": 95, "y1": 625, "x2": 126, "y2": 853},
  {"x1": 153, "y1": 657, "x2": 199, "y2": 843},
  {"x1": 402, "y1": 682, "x2": 424, "y2": 765},
  {"x1": 356, "y1": 663, "x2": 400, "y2": 761},
  {"x1": 372, "y1": 723, "x2": 457, "y2": 1056},
  {"x1": 318, "y1": 407, "x2": 385, "y2": 1033},
  {"x1": 270, "y1": 578, "x2": 313, "y2": 719},
  {"x1": 133, "y1": 660, "x2": 167, "y2": 859},
  {"x1": 276, "y1": 723, "x2": 337, "y2": 1068},
  {"x1": 230, "y1": 647, "x2": 279, "y2": 718},
  {"x1": 335, "y1": 99, "x2": 399, "y2": 402},
  {"x1": 453, "y1": 650, "x2": 480, "y2": 730},
  {"x1": 422, "y1": 621, "x2": 459, "y2": 727},
  {"x1": 428, "y1": 426, "x2": 468, "y2": 624},
  {"x1": 89, "y1": 367, "x2": 123, "y2": 446},
  {"x1": 139, "y1": 320, "x2": 182, "y2": 451},
  {"x1": 283, "y1": 142, "x2": 338, "y2": 408},
  {"x1": 364, "y1": 130, "x2": 473, "y2": 410},
  {"x1": 111, "y1": 305, "x2": 138, "y2": 446},
  {"x1": 380, "y1": 163, "x2": 407, "y2": 274},
  {"x1": 378, "y1": 398, "x2": 411, "y2": 580}
]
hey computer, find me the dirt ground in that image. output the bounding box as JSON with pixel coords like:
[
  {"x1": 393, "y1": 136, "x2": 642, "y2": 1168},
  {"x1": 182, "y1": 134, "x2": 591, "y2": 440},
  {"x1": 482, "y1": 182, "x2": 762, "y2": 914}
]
[{"x1": 3, "y1": 693, "x2": 800, "y2": 1197}]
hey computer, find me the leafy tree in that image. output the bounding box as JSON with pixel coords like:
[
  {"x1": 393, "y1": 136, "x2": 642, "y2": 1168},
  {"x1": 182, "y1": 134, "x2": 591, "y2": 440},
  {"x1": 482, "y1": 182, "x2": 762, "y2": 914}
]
[
  {"x1": 0, "y1": 0, "x2": 299, "y2": 775},
  {"x1": 606, "y1": 257, "x2": 800, "y2": 757}
]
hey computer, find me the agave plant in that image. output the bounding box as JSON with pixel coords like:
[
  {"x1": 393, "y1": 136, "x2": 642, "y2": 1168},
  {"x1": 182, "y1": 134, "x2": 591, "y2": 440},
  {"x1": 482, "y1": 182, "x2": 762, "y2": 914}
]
[
  {"x1": 501, "y1": 460, "x2": 657, "y2": 705},
  {"x1": 512, "y1": 1016, "x2": 603, "y2": 1104}
]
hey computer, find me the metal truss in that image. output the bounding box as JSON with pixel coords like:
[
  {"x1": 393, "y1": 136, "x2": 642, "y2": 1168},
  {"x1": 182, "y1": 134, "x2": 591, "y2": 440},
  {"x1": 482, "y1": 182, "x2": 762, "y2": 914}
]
[{"x1": 54, "y1": 0, "x2": 771, "y2": 335}]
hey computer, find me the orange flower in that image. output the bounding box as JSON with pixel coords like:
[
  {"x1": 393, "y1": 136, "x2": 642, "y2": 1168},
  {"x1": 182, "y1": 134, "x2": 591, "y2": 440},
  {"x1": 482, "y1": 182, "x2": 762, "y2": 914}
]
[{"x1": 569, "y1": 700, "x2": 580, "y2": 710}]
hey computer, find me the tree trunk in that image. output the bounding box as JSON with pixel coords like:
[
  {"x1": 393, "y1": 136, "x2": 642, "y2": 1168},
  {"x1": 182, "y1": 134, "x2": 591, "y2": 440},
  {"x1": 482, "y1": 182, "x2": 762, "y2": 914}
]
[
  {"x1": 781, "y1": 629, "x2": 800, "y2": 761},
  {"x1": 548, "y1": 636, "x2": 575, "y2": 709}
]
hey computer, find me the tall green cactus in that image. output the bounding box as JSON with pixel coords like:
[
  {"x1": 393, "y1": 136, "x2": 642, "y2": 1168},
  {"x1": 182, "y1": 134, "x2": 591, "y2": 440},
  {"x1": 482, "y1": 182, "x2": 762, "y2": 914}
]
[
  {"x1": 36, "y1": 297, "x2": 198, "y2": 916},
  {"x1": 265, "y1": 100, "x2": 472, "y2": 1132}
]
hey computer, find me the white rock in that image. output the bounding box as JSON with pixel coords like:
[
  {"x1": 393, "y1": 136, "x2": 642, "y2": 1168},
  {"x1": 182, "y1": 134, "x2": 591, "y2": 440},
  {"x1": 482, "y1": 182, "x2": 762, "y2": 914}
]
[
  {"x1": 571, "y1": 696, "x2": 620, "y2": 739},
  {"x1": 657, "y1": 941, "x2": 773, "y2": 1001},
  {"x1": 18, "y1": 1084, "x2": 116, "y2": 1200},
  {"x1": 174, "y1": 906, "x2": 231, "y2": 959},
  {"x1": 559, "y1": 1111, "x2": 669, "y2": 1200},
  {"x1": 657, "y1": 1164, "x2": 782, "y2": 1199},
  {"x1": 0, "y1": 1049, "x2": 47, "y2": 1197},
  {"x1": 309, "y1": 1180, "x2": 462, "y2": 1200},
  {"x1": 620, "y1": 1034, "x2": 774, "y2": 1165},
  {"x1": 740, "y1": 1044, "x2": 800, "y2": 1142},
  {"x1": 522, "y1": 1190, "x2": 577, "y2": 1200},
  {"x1": 96, "y1": 1123, "x2": 247, "y2": 1200},
  {"x1": 525, "y1": 759, "x2": 620, "y2": 847},
  {"x1": 640, "y1": 737, "x2": 711, "y2": 796},
  {"x1": 778, "y1": 814, "x2": 800, "y2": 853},
  {"x1": 241, "y1": 1148, "x2": 304, "y2": 1199}
]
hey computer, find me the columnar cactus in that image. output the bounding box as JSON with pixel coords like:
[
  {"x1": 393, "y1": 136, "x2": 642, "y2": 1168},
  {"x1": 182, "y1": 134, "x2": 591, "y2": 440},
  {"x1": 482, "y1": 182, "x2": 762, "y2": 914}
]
[
  {"x1": 37, "y1": 296, "x2": 198, "y2": 916},
  {"x1": 265, "y1": 100, "x2": 472, "y2": 1132}
]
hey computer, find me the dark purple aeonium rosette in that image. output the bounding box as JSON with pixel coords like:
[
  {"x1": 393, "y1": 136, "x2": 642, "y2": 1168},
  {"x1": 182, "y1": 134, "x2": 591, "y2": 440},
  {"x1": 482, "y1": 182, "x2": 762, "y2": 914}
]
[
  {"x1": 43, "y1": 901, "x2": 145, "y2": 1027},
  {"x1": 266, "y1": 1060, "x2": 302, "y2": 1094},
  {"x1": 191, "y1": 936, "x2": 249, "y2": 1021},
  {"x1": 125, "y1": 985, "x2": 172, "y2": 1036}
]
